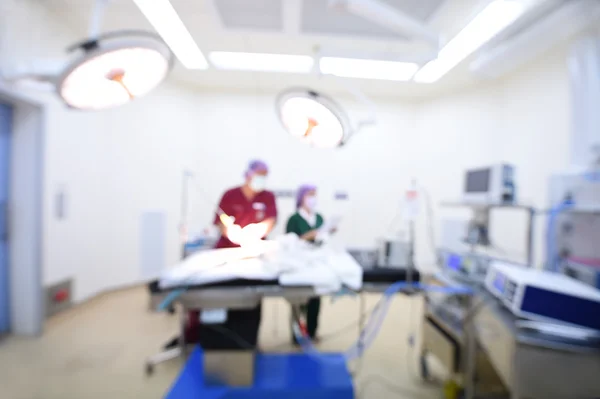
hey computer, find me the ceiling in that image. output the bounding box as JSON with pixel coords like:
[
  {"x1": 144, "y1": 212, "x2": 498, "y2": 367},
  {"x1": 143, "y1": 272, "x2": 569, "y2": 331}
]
[{"x1": 39, "y1": 0, "x2": 564, "y2": 99}]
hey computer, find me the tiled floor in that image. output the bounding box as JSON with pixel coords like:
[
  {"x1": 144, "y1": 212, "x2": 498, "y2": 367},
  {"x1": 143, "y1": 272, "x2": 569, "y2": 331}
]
[{"x1": 0, "y1": 287, "x2": 442, "y2": 399}]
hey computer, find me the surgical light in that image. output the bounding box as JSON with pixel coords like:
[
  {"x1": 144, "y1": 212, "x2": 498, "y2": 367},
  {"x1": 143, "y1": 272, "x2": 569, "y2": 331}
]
[
  {"x1": 276, "y1": 88, "x2": 352, "y2": 148},
  {"x1": 131, "y1": 0, "x2": 208, "y2": 69},
  {"x1": 414, "y1": 0, "x2": 525, "y2": 83},
  {"x1": 319, "y1": 57, "x2": 419, "y2": 81},
  {"x1": 2, "y1": 0, "x2": 175, "y2": 111},
  {"x1": 209, "y1": 52, "x2": 314, "y2": 74},
  {"x1": 56, "y1": 32, "x2": 173, "y2": 110}
]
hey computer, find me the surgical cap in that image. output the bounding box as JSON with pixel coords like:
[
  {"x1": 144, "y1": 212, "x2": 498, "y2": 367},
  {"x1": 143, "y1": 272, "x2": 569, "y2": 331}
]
[
  {"x1": 296, "y1": 184, "x2": 317, "y2": 208},
  {"x1": 245, "y1": 160, "x2": 269, "y2": 178}
]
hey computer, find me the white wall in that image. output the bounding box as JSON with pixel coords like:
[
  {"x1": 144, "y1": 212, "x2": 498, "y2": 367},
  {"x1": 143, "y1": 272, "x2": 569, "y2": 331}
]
[
  {"x1": 1, "y1": 0, "x2": 578, "y2": 308},
  {"x1": 48, "y1": 85, "x2": 504, "y2": 299},
  {"x1": 44, "y1": 88, "x2": 436, "y2": 301},
  {"x1": 418, "y1": 42, "x2": 572, "y2": 268},
  {"x1": 493, "y1": 43, "x2": 572, "y2": 267}
]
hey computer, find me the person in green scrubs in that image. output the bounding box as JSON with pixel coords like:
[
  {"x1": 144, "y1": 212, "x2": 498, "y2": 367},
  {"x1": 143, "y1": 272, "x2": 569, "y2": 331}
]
[{"x1": 286, "y1": 184, "x2": 327, "y2": 342}]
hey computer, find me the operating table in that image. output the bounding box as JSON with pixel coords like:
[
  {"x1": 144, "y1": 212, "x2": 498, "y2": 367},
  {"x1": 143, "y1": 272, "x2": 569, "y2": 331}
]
[{"x1": 145, "y1": 267, "x2": 421, "y2": 375}]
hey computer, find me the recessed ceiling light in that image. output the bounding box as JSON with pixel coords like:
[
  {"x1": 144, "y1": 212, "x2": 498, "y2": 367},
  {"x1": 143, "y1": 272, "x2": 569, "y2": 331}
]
[
  {"x1": 320, "y1": 57, "x2": 419, "y2": 81},
  {"x1": 209, "y1": 52, "x2": 314, "y2": 73},
  {"x1": 414, "y1": 0, "x2": 525, "y2": 83}
]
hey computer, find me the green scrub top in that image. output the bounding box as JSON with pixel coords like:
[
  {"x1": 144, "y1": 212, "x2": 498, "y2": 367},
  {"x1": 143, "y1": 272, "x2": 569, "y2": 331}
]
[{"x1": 286, "y1": 212, "x2": 324, "y2": 242}]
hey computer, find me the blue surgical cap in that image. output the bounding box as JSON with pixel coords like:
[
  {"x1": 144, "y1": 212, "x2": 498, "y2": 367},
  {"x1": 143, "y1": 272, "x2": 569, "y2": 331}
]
[
  {"x1": 245, "y1": 160, "x2": 269, "y2": 178},
  {"x1": 296, "y1": 184, "x2": 317, "y2": 208}
]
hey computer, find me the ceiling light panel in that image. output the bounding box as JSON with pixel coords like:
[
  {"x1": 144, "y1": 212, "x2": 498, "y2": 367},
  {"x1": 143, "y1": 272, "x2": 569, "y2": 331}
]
[
  {"x1": 320, "y1": 57, "x2": 419, "y2": 81},
  {"x1": 132, "y1": 0, "x2": 208, "y2": 69},
  {"x1": 414, "y1": 0, "x2": 525, "y2": 83},
  {"x1": 302, "y1": 0, "x2": 443, "y2": 39},
  {"x1": 380, "y1": 0, "x2": 445, "y2": 21},
  {"x1": 209, "y1": 52, "x2": 314, "y2": 73},
  {"x1": 214, "y1": 0, "x2": 283, "y2": 31}
]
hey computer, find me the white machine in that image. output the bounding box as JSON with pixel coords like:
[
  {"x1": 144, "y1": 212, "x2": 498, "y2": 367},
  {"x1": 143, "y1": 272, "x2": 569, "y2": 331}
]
[
  {"x1": 548, "y1": 170, "x2": 600, "y2": 288},
  {"x1": 463, "y1": 164, "x2": 515, "y2": 205},
  {"x1": 551, "y1": 35, "x2": 600, "y2": 288},
  {"x1": 438, "y1": 250, "x2": 490, "y2": 284},
  {"x1": 377, "y1": 237, "x2": 410, "y2": 268},
  {"x1": 485, "y1": 261, "x2": 600, "y2": 331}
]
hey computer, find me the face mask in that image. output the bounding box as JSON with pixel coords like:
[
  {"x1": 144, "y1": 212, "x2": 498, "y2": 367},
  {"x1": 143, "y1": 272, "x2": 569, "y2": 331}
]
[
  {"x1": 304, "y1": 196, "x2": 317, "y2": 210},
  {"x1": 250, "y1": 176, "x2": 267, "y2": 192}
]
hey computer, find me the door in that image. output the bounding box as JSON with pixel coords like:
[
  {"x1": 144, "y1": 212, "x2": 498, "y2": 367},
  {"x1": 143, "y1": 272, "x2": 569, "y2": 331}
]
[{"x1": 0, "y1": 102, "x2": 12, "y2": 334}]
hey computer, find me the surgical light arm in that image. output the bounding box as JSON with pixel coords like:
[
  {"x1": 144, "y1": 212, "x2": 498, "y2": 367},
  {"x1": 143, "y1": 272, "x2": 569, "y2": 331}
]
[{"x1": 312, "y1": 54, "x2": 377, "y2": 142}]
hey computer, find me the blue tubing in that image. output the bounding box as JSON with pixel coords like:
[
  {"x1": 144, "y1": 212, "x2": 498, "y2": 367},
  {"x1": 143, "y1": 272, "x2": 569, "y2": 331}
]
[
  {"x1": 157, "y1": 288, "x2": 187, "y2": 312},
  {"x1": 545, "y1": 202, "x2": 573, "y2": 272},
  {"x1": 294, "y1": 281, "x2": 474, "y2": 363}
]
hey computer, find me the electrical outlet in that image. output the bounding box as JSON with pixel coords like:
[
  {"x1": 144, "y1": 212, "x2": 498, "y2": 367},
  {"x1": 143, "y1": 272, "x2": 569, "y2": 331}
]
[
  {"x1": 273, "y1": 190, "x2": 295, "y2": 198},
  {"x1": 334, "y1": 191, "x2": 349, "y2": 200},
  {"x1": 45, "y1": 279, "x2": 73, "y2": 318}
]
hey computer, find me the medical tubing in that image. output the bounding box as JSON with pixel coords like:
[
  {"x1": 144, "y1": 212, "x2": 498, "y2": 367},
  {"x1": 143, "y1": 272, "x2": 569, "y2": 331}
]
[
  {"x1": 343, "y1": 297, "x2": 389, "y2": 359},
  {"x1": 354, "y1": 285, "x2": 472, "y2": 351},
  {"x1": 357, "y1": 288, "x2": 396, "y2": 343},
  {"x1": 545, "y1": 201, "x2": 573, "y2": 272},
  {"x1": 157, "y1": 288, "x2": 187, "y2": 312},
  {"x1": 349, "y1": 282, "x2": 410, "y2": 351},
  {"x1": 419, "y1": 185, "x2": 437, "y2": 256},
  {"x1": 309, "y1": 286, "x2": 469, "y2": 361},
  {"x1": 347, "y1": 284, "x2": 473, "y2": 359},
  {"x1": 347, "y1": 290, "x2": 432, "y2": 359},
  {"x1": 293, "y1": 282, "x2": 473, "y2": 363},
  {"x1": 183, "y1": 173, "x2": 232, "y2": 225},
  {"x1": 345, "y1": 300, "x2": 392, "y2": 359}
]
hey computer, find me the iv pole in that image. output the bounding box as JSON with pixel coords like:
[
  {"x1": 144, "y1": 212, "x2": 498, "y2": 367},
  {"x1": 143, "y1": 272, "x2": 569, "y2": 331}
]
[{"x1": 179, "y1": 170, "x2": 194, "y2": 259}]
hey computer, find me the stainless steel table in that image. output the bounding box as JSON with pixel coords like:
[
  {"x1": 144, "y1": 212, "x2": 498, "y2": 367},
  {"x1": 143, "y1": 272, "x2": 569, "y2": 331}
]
[
  {"x1": 421, "y1": 277, "x2": 499, "y2": 399},
  {"x1": 422, "y1": 273, "x2": 600, "y2": 399},
  {"x1": 145, "y1": 282, "x2": 393, "y2": 375},
  {"x1": 474, "y1": 296, "x2": 600, "y2": 399}
]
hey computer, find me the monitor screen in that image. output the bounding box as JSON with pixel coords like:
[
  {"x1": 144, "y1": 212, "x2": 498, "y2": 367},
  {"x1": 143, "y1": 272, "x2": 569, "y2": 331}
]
[
  {"x1": 493, "y1": 273, "x2": 506, "y2": 294},
  {"x1": 465, "y1": 168, "x2": 491, "y2": 193},
  {"x1": 446, "y1": 253, "x2": 462, "y2": 271}
]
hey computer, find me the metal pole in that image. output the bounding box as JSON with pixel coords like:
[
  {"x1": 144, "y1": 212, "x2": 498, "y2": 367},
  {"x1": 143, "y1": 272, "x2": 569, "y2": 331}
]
[
  {"x1": 180, "y1": 171, "x2": 191, "y2": 259},
  {"x1": 358, "y1": 292, "x2": 366, "y2": 338},
  {"x1": 463, "y1": 295, "x2": 477, "y2": 399},
  {"x1": 526, "y1": 208, "x2": 534, "y2": 266},
  {"x1": 407, "y1": 219, "x2": 415, "y2": 286},
  {"x1": 406, "y1": 179, "x2": 417, "y2": 286},
  {"x1": 89, "y1": 0, "x2": 110, "y2": 39},
  {"x1": 353, "y1": 292, "x2": 366, "y2": 376},
  {"x1": 179, "y1": 306, "x2": 187, "y2": 358}
]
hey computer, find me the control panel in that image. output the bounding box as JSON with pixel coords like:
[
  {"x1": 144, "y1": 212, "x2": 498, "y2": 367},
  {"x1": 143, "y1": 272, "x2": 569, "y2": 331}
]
[
  {"x1": 549, "y1": 171, "x2": 600, "y2": 288},
  {"x1": 438, "y1": 250, "x2": 491, "y2": 283}
]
